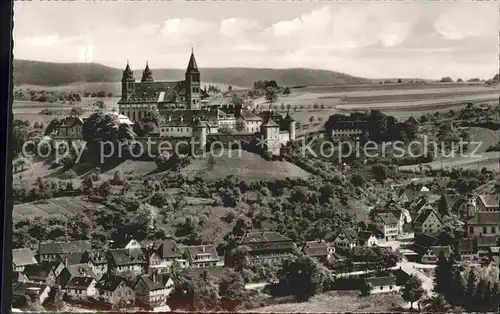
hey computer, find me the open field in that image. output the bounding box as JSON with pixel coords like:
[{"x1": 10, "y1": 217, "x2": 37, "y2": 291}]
[
  {"x1": 291, "y1": 82, "x2": 487, "y2": 93},
  {"x1": 249, "y1": 290, "x2": 404, "y2": 312},
  {"x1": 13, "y1": 196, "x2": 105, "y2": 221},
  {"x1": 181, "y1": 149, "x2": 312, "y2": 181},
  {"x1": 399, "y1": 151, "x2": 499, "y2": 172}
]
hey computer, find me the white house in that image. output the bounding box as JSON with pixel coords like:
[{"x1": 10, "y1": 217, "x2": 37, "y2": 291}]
[
  {"x1": 332, "y1": 228, "x2": 359, "y2": 250},
  {"x1": 421, "y1": 246, "x2": 451, "y2": 264},
  {"x1": 134, "y1": 273, "x2": 174, "y2": 308},
  {"x1": 414, "y1": 208, "x2": 443, "y2": 236},
  {"x1": 12, "y1": 248, "x2": 38, "y2": 272},
  {"x1": 63, "y1": 277, "x2": 97, "y2": 300},
  {"x1": 363, "y1": 276, "x2": 399, "y2": 294}
]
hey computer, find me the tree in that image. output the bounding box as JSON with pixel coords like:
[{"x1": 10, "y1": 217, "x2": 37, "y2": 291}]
[
  {"x1": 465, "y1": 269, "x2": 477, "y2": 309},
  {"x1": 360, "y1": 281, "x2": 372, "y2": 296},
  {"x1": 69, "y1": 107, "x2": 85, "y2": 117},
  {"x1": 440, "y1": 76, "x2": 454, "y2": 83},
  {"x1": 98, "y1": 181, "x2": 112, "y2": 198},
  {"x1": 457, "y1": 78, "x2": 463, "y2": 83},
  {"x1": 283, "y1": 87, "x2": 291, "y2": 95},
  {"x1": 228, "y1": 85, "x2": 233, "y2": 91},
  {"x1": 372, "y1": 164, "x2": 389, "y2": 182},
  {"x1": 309, "y1": 116, "x2": 315, "y2": 124},
  {"x1": 402, "y1": 275, "x2": 425, "y2": 310},
  {"x1": 421, "y1": 295, "x2": 452, "y2": 312},
  {"x1": 218, "y1": 268, "x2": 246, "y2": 310},
  {"x1": 275, "y1": 255, "x2": 330, "y2": 301},
  {"x1": 437, "y1": 195, "x2": 449, "y2": 216},
  {"x1": 434, "y1": 251, "x2": 453, "y2": 295},
  {"x1": 397, "y1": 78, "x2": 402, "y2": 83},
  {"x1": 265, "y1": 88, "x2": 278, "y2": 105},
  {"x1": 235, "y1": 120, "x2": 246, "y2": 132}
]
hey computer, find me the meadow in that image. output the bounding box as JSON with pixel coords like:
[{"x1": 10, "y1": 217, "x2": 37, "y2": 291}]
[
  {"x1": 181, "y1": 149, "x2": 312, "y2": 181},
  {"x1": 249, "y1": 290, "x2": 405, "y2": 312}
]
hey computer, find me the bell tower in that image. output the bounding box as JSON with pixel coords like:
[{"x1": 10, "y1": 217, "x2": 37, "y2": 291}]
[
  {"x1": 185, "y1": 48, "x2": 201, "y2": 110},
  {"x1": 141, "y1": 61, "x2": 154, "y2": 83},
  {"x1": 121, "y1": 60, "x2": 135, "y2": 101}
]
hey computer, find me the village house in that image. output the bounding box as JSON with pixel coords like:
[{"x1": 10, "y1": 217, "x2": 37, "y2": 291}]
[
  {"x1": 13, "y1": 271, "x2": 29, "y2": 283},
  {"x1": 95, "y1": 273, "x2": 135, "y2": 305},
  {"x1": 429, "y1": 177, "x2": 451, "y2": 194},
  {"x1": 147, "y1": 239, "x2": 189, "y2": 271},
  {"x1": 82, "y1": 250, "x2": 108, "y2": 279},
  {"x1": 37, "y1": 240, "x2": 92, "y2": 263},
  {"x1": 421, "y1": 246, "x2": 452, "y2": 264},
  {"x1": 53, "y1": 116, "x2": 83, "y2": 138},
  {"x1": 332, "y1": 228, "x2": 359, "y2": 250},
  {"x1": 57, "y1": 263, "x2": 97, "y2": 289},
  {"x1": 363, "y1": 276, "x2": 399, "y2": 294},
  {"x1": 63, "y1": 277, "x2": 98, "y2": 300},
  {"x1": 487, "y1": 246, "x2": 500, "y2": 266},
  {"x1": 238, "y1": 231, "x2": 297, "y2": 264},
  {"x1": 458, "y1": 238, "x2": 479, "y2": 261},
  {"x1": 134, "y1": 273, "x2": 174, "y2": 308},
  {"x1": 476, "y1": 235, "x2": 499, "y2": 256},
  {"x1": 12, "y1": 248, "x2": 38, "y2": 272},
  {"x1": 124, "y1": 239, "x2": 143, "y2": 250},
  {"x1": 107, "y1": 248, "x2": 148, "y2": 274},
  {"x1": 370, "y1": 212, "x2": 400, "y2": 241},
  {"x1": 466, "y1": 212, "x2": 500, "y2": 237},
  {"x1": 358, "y1": 231, "x2": 379, "y2": 247},
  {"x1": 476, "y1": 195, "x2": 500, "y2": 212},
  {"x1": 413, "y1": 208, "x2": 443, "y2": 236},
  {"x1": 22, "y1": 263, "x2": 57, "y2": 285},
  {"x1": 12, "y1": 282, "x2": 51, "y2": 307},
  {"x1": 184, "y1": 245, "x2": 224, "y2": 268},
  {"x1": 301, "y1": 240, "x2": 335, "y2": 262}
]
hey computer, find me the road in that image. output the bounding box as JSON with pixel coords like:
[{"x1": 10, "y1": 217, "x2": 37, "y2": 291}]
[{"x1": 245, "y1": 261, "x2": 436, "y2": 294}]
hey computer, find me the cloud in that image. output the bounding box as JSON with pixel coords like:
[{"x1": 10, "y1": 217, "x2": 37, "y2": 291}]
[
  {"x1": 434, "y1": 3, "x2": 498, "y2": 40},
  {"x1": 12, "y1": 2, "x2": 499, "y2": 79},
  {"x1": 220, "y1": 18, "x2": 261, "y2": 37}
]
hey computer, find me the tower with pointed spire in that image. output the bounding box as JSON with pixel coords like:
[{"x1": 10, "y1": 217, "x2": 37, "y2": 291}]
[
  {"x1": 121, "y1": 60, "x2": 135, "y2": 101},
  {"x1": 185, "y1": 48, "x2": 201, "y2": 110},
  {"x1": 141, "y1": 61, "x2": 154, "y2": 83}
]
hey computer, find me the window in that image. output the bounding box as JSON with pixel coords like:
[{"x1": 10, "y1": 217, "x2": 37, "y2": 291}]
[
  {"x1": 389, "y1": 286, "x2": 393, "y2": 289},
  {"x1": 492, "y1": 227, "x2": 496, "y2": 233},
  {"x1": 469, "y1": 227, "x2": 474, "y2": 234},
  {"x1": 483, "y1": 227, "x2": 488, "y2": 234},
  {"x1": 380, "y1": 286, "x2": 383, "y2": 290}
]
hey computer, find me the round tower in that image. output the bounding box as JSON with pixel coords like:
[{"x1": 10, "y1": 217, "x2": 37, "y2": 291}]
[
  {"x1": 260, "y1": 117, "x2": 280, "y2": 155},
  {"x1": 283, "y1": 111, "x2": 296, "y2": 141},
  {"x1": 192, "y1": 118, "x2": 207, "y2": 153}
]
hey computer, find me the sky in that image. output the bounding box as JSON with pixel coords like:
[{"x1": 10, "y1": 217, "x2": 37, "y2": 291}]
[{"x1": 13, "y1": 1, "x2": 499, "y2": 80}]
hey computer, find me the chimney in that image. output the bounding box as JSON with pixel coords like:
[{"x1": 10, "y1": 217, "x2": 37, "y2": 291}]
[
  {"x1": 64, "y1": 257, "x2": 68, "y2": 267},
  {"x1": 202, "y1": 246, "x2": 206, "y2": 253},
  {"x1": 180, "y1": 115, "x2": 184, "y2": 122},
  {"x1": 152, "y1": 271, "x2": 156, "y2": 282}
]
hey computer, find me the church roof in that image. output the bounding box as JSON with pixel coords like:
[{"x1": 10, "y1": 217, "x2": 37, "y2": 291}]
[
  {"x1": 283, "y1": 111, "x2": 295, "y2": 122},
  {"x1": 141, "y1": 62, "x2": 154, "y2": 83},
  {"x1": 186, "y1": 51, "x2": 199, "y2": 73},
  {"x1": 120, "y1": 81, "x2": 186, "y2": 104},
  {"x1": 261, "y1": 117, "x2": 279, "y2": 127}
]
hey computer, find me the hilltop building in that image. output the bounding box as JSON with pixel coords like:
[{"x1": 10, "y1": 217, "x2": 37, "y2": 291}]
[{"x1": 50, "y1": 49, "x2": 295, "y2": 156}]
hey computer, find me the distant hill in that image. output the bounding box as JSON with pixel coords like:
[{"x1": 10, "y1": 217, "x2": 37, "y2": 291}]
[{"x1": 13, "y1": 59, "x2": 370, "y2": 88}]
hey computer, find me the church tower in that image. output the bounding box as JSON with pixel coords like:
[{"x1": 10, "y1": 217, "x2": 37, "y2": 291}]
[
  {"x1": 185, "y1": 48, "x2": 201, "y2": 110},
  {"x1": 141, "y1": 61, "x2": 154, "y2": 83},
  {"x1": 121, "y1": 61, "x2": 135, "y2": 101}
]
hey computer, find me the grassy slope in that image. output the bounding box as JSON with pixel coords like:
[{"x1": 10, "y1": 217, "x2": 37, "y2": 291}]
[
  {"x1": 13, "y1": 196, "x2": 105, "y2": 220},
  {"x1": 181, "y1": 150, "x2": 312, "y2": 181}
]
